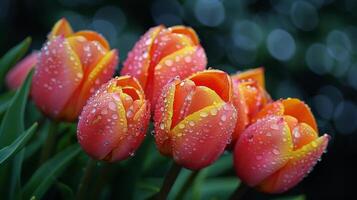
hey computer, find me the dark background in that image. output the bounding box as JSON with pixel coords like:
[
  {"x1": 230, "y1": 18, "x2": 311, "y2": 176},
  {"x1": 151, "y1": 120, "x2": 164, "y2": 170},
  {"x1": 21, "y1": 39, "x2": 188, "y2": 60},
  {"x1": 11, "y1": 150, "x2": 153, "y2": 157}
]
[{"x1": 1, "y1": 0, "x2": 355, "y2": 199}]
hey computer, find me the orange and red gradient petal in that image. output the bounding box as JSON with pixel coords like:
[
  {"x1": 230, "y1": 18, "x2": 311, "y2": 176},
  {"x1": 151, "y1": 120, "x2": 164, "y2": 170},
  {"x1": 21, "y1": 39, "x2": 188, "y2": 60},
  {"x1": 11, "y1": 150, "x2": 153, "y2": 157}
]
[
  {"x1": 48, "y1": 18, "x2": 73, "y2": 39},
  {"x1": 251, "y1": 100, "x2": 284, "y2": 123},
  {"x1": 232, "y1": 67, "x2": 265, "y2": 88},
  {"x1": 259, "y1": 134, "x2": 329, "y2": 193},
  {"x1": 168, "y1": 26, "x2": 200, "y2": 45},
  {"x1": 231, "y1": 81, "x2": 249, "y2": 144},
  {"x1": 31, "y1": 36, "x2": 83, "y2": 119},
  {"x1": 282, "y1": 98, "x2": 318, "y2": 131},
  {"x1": 149, "y1": 46, "x2": 206, "y2": 106},
  {"x1": 154, "y1": 80, "x2": 178, "y2": 156},
  {"x1": 77, "y1": 88, "x2": 127, "y2": 160},
  {"x1": 73, "y1": 31, "x2": 110, "y2": 50},
  {"x1": 234, "y1": 116, "x2": 293, "y2": 186},
  {"x1": 121, "y1": 26, "x2": 163, "y2": 88},
  {"x1": 6, "y1": 51, "x2": 38, "y2": 90},
  {"x1": 110, "y1": 101, "x2": 150, "y2": 162},
  {"x1": 172, "y1": 103, "x2": 237, "y2": 170},
  {"x1": 189, "y1": 69, "x2": 232, "y2": 102}
]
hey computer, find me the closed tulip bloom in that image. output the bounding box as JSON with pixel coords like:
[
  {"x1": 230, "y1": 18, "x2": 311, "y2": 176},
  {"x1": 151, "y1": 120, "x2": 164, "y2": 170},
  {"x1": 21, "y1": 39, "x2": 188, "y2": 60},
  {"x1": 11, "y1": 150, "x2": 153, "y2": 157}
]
[
  {"x1": 77, "y1": 76, "x2": 150, "y2": 162},
  {"x1": 234, "y1": 98, "x2": 330, "y2": 193},
  {"x1": 31, "y1": 18, "x2": 118, "y2": 121},
  {"x1": 121, "y1": 25, "x2": 207, "y2": 108},
  {"x1": 6, "y1": 52, "x2": 39, "y2": 90},
  {"x1": 154, "y1": 70, "x2": 237, "y2": 170},
  {"x1": 231, "y1": 67, "x2": 271, "y2": 145}
]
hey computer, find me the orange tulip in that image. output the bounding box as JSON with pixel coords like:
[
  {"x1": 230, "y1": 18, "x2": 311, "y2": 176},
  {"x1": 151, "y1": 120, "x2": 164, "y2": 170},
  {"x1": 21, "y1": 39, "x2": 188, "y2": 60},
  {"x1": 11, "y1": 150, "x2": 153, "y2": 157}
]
[
  {"x1": 233, "y1": 98, "x2": 330, "y2": 193},
  {"x1": 77, "y1": 76, "x2": 150, "y2": 162},
  {"x1": 154, "y1": 70, "x2": 237, "y2": 170},
  {"x1": 121, "y1": 25, "x2": 207, "y2": 108},
  {"x1": 6, "y1": 52, "x2": 38, "y2": 90},
  {"x1": 231, "y1": 67, "x2": 271, "y2": 145},
  {"x1": 31, "y1": 18, "x2": 118, "y2": 121}
]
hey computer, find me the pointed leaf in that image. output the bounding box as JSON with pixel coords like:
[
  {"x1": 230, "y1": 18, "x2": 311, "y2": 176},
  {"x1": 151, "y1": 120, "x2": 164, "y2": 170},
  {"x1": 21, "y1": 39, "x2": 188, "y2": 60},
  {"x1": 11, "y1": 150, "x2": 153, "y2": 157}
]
[
  {"x1": 0, "y1": 70, "x2": 33, "y2": 148},
  {"x1": 0, "y1": 123, "x2": 37, "y2": 164},
  {"x1": 0, "y1": 37, "x2": 31, "y2": 89},
  {"x1": 22, "y1": 144, "x2": 81, "y2": 199}
]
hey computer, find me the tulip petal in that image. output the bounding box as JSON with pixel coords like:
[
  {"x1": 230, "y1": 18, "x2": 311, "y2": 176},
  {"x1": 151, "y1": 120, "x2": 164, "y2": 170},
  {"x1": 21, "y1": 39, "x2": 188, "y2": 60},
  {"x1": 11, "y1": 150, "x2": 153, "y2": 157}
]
[
  {"x1": 172, "y1": 103, "x2": 237, "y2": 170},
  {"x1": 149, "y1": 46, "x2": 206, "y2": 106},
  {"x1": 77, "y1": 87, "x2": 127, "y2": 160},
  {"x1": 238, "y1": 80, "x2": 267, "y2": 118},
  {"x1": 6, "y1": 52, "x2": 39, "y2": 90},
  {"x1": 154, "y1": 80, "x2": 178, "y2": 156},
  {"x1": 65, "y1": 49, "x2": 118, "y2": 120},
  {"x1": 189, "y1": 69, "x2": 231, "y2": 102},
  {"x1": 251, "y1": 101, "x2": 284, "y2": 123},
  {"x1": 171, "y1": 79, "x2": 196, "y2": 128},
  {"x1": 73, "y1": 31, "x2": 110, "y2": 50},
  {"x1": 48, "y1": 18, "x2": 73, "y2": 39},
  {"x1": 291, "y1": 123, "x2": 318, "y2": 150},
  {"x1": 169, "y1": 26, "x2": 200, "y2": 45},
  {"x1": 110, "y1": 101, "x2": 150, "y2": 161},
  {"x1": 121, "y1": 26, "x2": 163, "y2": 88},
  {"x1": 282, "y1": 98, "x2": 318, "y2": 131},
  {"x1": 31, "y1": 37, "x2": 83, "y2": 119},
  {"x1": 231, "y1": 81, "x2": 249, "y2": 144},
  {"x1": 148, "y1": 29, "x2": 195, "y2": 70},
  {"x1": 186, "y1": 86, "x2": 224, "y2": 116},
  {"x1": 259, "y1": 134, "x2": 329, "y2": 193},
  {"x1": 234, "y1": 116, "x2": 293, "y2": 186},
  {"x1": 66, "y1": 36, "x2": 107, "y2": 75},
  {"x1": 232, "y1": 67, "x2": 265, "y2": 88}
]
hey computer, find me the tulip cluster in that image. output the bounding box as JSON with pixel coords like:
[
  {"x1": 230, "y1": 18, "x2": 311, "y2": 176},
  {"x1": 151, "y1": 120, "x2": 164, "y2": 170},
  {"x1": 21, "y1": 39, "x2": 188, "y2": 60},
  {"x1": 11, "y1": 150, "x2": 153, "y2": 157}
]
[{"x1": 8, "y1": 18, "x2": 329, "y2": 195}]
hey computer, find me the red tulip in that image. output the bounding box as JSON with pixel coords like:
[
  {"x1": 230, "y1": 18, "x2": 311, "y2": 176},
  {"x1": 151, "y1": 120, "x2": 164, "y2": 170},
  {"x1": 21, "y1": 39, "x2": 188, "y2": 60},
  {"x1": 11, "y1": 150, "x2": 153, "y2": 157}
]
[
  {"x1": 154, "y1": 70, "x2": 237, "y2": 170},
  {"x1": 231, "y1": 67, "x2": 271, "y2": 145},
  {"x1": 121, "y1": 25, "x2": 207, "y2": 108},
  {"x1": 31, "y1": 18, "x2": 118, "y2": 121},
  {"x1": 234, "y1": 98, "x2": 330, "y2": 193},
  {"x1": 6, "y1": 52, "x2": 38, "y2": 90},
  {"x1": 77, "y1": 76, "x2": 150, "y2": 162}
]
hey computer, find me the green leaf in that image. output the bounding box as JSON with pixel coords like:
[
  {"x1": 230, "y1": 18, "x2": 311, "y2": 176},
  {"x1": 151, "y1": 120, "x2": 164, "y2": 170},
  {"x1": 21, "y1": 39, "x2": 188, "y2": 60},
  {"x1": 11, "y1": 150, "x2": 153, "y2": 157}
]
[
  {"x1": 22, "y1": 144, "x2": 81, "y2": 200},
  {"x1": 0, "y1": 70, "x2": 33, "y2": 148},
  {"x1": 275, "y1": 195, "x2": 306, "y2": 200},
  {"x1": 200, "y1": 178, "x2": 239, "y2": 200},
  {"x1": 0, "y1": 123, "x2": 37, "y2": 164},
  {"x1": 56, "y1": 181, "x2": 75, "y2": 200},
  {"x1": 0, "y1": 37, "x2": 32, "y2": 89},
  {"x1": 0, "y1": 91, "x2": 15, "y2": 115}
]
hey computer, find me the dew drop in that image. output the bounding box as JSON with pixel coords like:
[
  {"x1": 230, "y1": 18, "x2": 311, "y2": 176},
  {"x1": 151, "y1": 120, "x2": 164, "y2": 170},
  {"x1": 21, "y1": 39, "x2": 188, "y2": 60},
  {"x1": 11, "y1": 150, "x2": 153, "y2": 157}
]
[
  {"x1": 210, "y1": 108, "x2": 218, "y2": 116},
  {"x1": 179, "y1": 124, "x2": 185, "y2": 129},
  {"x1": 200, "y1": 112, "x2": 208, "y2": 117},
  {"x1": 160, "y1": 123, "x2": 165, "y2": 130},
  {"x1": 108, "y1": 102, "x2": 116, "y2": 111},
  {"x1": 221, "y1": 115, "x2": 227, "y2": 121}
]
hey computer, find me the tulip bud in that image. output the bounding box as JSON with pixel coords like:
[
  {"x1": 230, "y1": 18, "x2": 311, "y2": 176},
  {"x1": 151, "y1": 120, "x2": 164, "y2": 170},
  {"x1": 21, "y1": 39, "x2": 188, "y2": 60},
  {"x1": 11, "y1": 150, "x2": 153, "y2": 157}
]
[
  {"x1": 31, "y1": 18, "x2": 118, "y2": 121},
  {"x1": 231, "y1": 67, "x2": 271, "y2": 145},
  {"x1": 121, "y1": 25, "x2": 207, "y2": 108},
  {"x1": 154, "y1": 70, "x2": 237, "y2": 170},
  {"x1": 233, "y1": 98, "x2": 330, "y2": 193},
  {"x1": 6, "y1": 52, "x2": 38, "y2": 90},
  {"x1": 77, "y1": 76, "x2": 150, "y2": 162}
]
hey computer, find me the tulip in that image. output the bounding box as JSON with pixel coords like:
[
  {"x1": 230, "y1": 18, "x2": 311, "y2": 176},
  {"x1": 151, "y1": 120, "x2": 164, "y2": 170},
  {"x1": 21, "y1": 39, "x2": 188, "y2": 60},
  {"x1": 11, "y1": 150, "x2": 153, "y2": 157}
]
[
  {"x1": 6, "y1": 52, "x2": 38, "y2": 90},
  {"x1": 231, "y1": 67, "x2": 271, "y2": 145},
  {"x1": 121, "y1": 25, "x2": 207, "y2": 108},
  {"x1": 77, "y1": 76, "x2": 150, "y2": 162},
  {"x1": 233, "y1": 98, "x2": 330, "y2": 193},
  {"x1": 154, "y1": 70, "x2": 237, "y2": 170},
  {"x1": 31, "y1": 18, "x2": 118, "y2": 121}
]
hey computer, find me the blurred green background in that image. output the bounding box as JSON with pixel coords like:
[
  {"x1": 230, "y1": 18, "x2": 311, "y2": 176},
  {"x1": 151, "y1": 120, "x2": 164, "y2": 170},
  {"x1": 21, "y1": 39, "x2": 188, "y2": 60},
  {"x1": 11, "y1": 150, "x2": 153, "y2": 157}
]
[{"x1": 0, "y1": 0, "x2": 355, "y2": 199}]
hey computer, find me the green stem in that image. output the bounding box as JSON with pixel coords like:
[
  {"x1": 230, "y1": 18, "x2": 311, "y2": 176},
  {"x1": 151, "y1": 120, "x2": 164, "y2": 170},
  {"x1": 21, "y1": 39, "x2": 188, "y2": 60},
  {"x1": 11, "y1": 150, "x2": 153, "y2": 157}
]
[
  {"x1": 175, "y1": 170, "x2": 199, "y2": 200},
  {"x1": 228, "y1": 182, "x2": 249, "y2": 200},
  {"x1": 155, "y1": 162, "x2": 182, "y2": 200},
  {"x1": 39, "y1": 120, "x2": 58, "y2": 164},
  {"x1": 76, "y1": 158, "x2": 97, "y2": 200}
]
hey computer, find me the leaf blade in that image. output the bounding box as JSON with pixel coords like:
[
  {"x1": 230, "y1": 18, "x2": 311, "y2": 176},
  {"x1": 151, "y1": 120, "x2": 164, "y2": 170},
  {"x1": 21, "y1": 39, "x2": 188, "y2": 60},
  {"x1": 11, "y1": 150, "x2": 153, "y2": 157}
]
[
  {"x1": 0, "y1": 123, "x2": 38, "y2": 164},
  {"x1": 22, "y1": 144, "x2": 81, "y2": 200},
  {"x1": 0, "y1": 37, "x2": 32, "y2": 89}
]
